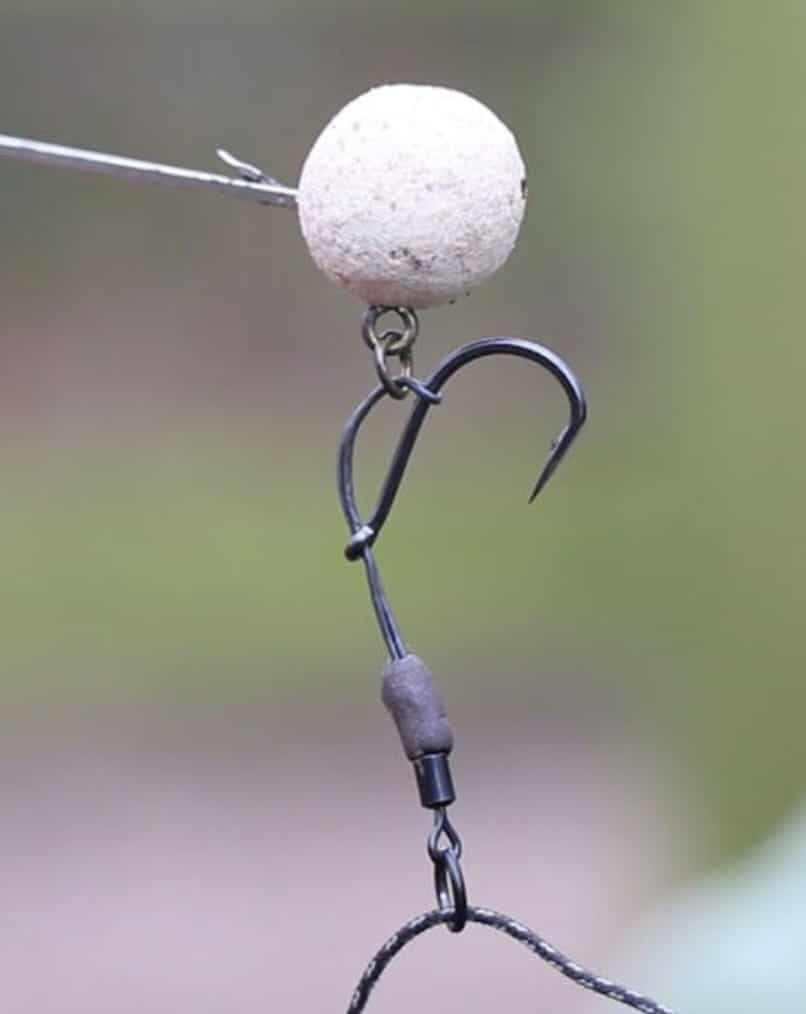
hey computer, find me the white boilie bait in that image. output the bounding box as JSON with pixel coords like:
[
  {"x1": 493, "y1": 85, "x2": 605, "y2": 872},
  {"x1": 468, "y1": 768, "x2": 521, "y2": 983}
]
[{"x1": 297, "y1": 84, "x2": 527, "y2": 309}]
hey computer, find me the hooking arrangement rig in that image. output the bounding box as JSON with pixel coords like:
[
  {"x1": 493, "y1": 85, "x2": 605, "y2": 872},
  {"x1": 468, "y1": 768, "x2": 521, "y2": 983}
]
[{"x1": 0, "y1": 83, "x2": 674, "y2": 1014}]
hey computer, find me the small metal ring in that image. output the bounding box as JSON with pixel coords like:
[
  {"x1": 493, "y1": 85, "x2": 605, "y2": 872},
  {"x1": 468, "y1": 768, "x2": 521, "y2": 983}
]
[
  {"x1": 362, "y1": 305, "x2": 419, "y2": 357},
  {"x1": 433, "y1": 848, "x2": 467, "y2": 933},
  {"x1": 374, "y1": 336, "x2": 413, "y2": 400}
]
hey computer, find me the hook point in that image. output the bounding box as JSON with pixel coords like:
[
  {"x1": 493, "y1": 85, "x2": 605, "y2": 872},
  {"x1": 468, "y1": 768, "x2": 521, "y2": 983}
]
[
  {"x1": 528, "y1": 471, "x2": 550, "y2": 504},
  {"x1": 528, "y1": 424, "x2": 578, "y2": 503}
]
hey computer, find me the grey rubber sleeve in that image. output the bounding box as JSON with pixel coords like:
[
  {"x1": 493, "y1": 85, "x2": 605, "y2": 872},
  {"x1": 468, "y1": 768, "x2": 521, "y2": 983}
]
[{"x1": 382, "y1": 653, "x2": 454, "y2": 760}]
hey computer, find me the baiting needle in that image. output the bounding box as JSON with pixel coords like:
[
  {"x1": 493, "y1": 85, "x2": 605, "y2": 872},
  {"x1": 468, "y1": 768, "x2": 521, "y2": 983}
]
[{"x1": 0, "y1": 133, "x2": 297, "y2": 209}]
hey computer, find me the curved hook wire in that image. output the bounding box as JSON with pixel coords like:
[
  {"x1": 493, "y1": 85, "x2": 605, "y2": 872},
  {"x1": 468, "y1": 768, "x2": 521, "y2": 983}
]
[{"x1": 338, "y1": 336, "x2": 587, "y2": 659}]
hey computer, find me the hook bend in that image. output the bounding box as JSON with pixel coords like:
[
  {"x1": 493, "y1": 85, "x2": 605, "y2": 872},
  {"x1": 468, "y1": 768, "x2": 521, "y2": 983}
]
[{"x1": 340, "y1": 336, "x2": 587, "y2": 560}]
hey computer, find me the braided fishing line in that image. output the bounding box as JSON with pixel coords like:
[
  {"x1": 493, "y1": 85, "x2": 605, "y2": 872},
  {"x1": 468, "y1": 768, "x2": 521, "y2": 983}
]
[{"x1": 348, "y1": 907, "x2": 673, "y2": 1014}]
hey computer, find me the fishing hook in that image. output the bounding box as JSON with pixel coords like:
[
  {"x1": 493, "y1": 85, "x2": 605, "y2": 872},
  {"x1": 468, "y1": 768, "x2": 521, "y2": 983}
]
[{"x1": 338, "y1": 336, "x2": 587, "y2": 661}]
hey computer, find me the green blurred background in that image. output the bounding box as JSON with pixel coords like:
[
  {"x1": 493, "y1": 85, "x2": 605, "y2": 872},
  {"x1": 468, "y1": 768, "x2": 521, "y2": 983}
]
[{"x1": 0, "y1": 2, "x2": 803, "y2": 1011}]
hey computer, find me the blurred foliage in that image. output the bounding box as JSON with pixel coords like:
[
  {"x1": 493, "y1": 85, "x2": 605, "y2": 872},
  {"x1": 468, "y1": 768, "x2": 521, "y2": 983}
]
[
  {"x1": 627, "y1": 801, "x2": 806, "y2": 1011},
  {"x1": 0, "y1": 0, "x2": 805, "y2": 868}
]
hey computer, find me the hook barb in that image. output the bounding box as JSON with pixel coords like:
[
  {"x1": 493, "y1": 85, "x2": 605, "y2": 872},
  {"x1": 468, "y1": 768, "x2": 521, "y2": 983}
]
[{"x1": 529, "y1": 421, "x2": 581, "y2": 503}]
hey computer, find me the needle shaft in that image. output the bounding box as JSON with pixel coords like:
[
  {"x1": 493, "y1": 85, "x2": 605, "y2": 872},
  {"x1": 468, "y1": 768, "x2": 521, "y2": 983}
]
[{"x1": 0, "y1": 133, "x2": 297, "y2": 209}]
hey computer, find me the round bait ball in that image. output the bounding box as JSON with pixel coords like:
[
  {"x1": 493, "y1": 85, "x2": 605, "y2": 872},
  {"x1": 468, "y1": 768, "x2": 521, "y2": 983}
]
[{"x1": 297, "y1": 84, "x2": 527, "y2": 310}]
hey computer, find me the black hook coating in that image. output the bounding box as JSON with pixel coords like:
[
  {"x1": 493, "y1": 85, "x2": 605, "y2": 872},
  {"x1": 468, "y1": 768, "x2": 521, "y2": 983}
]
[{"x1": 338, "y1": 336, "x2": 587, "y2": 660}]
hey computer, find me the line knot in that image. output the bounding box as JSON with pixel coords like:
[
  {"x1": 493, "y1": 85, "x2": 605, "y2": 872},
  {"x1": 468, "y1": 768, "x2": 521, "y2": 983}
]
[{"x1": 345, "y1": 524, "x2": 376, "y2": 561}]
